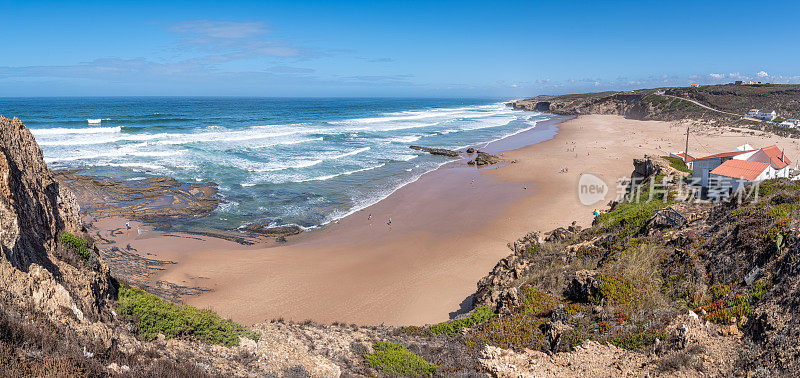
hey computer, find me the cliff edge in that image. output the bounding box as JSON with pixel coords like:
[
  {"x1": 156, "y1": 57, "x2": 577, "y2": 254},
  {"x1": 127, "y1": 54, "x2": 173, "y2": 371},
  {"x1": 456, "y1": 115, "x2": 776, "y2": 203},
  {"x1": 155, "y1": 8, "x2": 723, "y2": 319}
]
[{"x1": 0, "y1": 115, "x2": 116, "y2": 325}]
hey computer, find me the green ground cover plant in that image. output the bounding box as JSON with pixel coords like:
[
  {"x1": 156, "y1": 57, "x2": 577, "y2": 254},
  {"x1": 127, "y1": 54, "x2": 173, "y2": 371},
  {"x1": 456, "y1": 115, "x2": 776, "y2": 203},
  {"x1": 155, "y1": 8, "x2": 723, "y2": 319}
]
[
  {"x1": 117, "y1": 285, "x2": 259, "y2": 347},
  {"x1": 364, "y1": 342, "x2": 436, "y2": 376}
]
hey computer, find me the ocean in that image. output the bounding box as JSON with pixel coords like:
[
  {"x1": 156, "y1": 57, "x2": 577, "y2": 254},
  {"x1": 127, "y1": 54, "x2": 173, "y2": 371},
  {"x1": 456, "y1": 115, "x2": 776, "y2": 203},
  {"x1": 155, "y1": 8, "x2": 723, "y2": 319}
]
[{"x1": 0, "y1": 97, "x2": 550, "y2": 231}]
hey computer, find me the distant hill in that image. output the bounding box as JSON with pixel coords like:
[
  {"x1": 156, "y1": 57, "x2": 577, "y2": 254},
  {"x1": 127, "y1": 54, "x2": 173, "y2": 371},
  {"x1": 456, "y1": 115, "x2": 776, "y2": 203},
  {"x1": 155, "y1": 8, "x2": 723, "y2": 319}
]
[{"x1": 511, "y1": 84, "x2": 800, "y2": 124}]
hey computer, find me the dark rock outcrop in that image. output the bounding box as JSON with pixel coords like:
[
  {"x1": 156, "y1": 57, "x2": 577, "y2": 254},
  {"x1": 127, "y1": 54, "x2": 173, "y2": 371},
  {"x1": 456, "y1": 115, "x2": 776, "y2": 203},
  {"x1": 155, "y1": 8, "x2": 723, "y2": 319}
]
[
  {"x1": 468, "y1": 151, "x2": 501, "y2": 167},
  {"x1": 243, "y1": 222, "x2": 303, "y2": 238},
  {"x1": 565, "y1": 270, "x2": 600, "y2": 303},
  {"x1": 409, "y1": 145, "x2": 460, "y2": 158},
  {"x1": 55, "y1": 170, "x2": 219, "y2": 221}
]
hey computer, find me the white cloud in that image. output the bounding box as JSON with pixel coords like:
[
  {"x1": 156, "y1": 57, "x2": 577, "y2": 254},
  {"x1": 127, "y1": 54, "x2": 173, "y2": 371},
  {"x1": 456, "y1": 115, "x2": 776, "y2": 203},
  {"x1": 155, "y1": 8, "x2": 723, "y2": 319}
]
[
  {"x1": 709, "y1": 73, "x2": 724, "y2": 79},
  {"x1": 757, "y1": 70, "x2": 769, "y2": 77}
]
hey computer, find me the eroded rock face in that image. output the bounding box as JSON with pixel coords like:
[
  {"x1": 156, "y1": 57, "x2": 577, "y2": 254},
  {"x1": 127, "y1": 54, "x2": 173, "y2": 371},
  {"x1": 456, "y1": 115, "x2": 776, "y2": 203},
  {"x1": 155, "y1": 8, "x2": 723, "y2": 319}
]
[{"x1": 0, "y1": 115, "x2": 115, "y2": 324}]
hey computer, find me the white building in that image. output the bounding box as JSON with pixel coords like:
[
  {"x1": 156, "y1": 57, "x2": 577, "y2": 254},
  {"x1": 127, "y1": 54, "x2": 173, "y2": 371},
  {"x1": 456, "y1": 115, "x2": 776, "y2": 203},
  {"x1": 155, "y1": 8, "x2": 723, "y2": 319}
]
[
  {"x1": 747, "y1": 109, "x2": 760, "y2": 117},
  {"x1": 691, "y1": 144, "x2": 791, "y2": 188},
  {"x1": 755, "y1": 110, "x2": 778, "y2": 121},
  {"x1": 779, "y1": 121, "x2": 797, "y2": 128}
]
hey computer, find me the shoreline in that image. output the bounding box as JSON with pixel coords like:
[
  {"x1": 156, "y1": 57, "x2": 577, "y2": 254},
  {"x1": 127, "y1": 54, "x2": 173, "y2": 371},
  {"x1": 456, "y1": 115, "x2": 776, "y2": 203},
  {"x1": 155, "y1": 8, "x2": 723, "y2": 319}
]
[{"x1": 88, "y1": 114, "x2": 800, "y2": 326}]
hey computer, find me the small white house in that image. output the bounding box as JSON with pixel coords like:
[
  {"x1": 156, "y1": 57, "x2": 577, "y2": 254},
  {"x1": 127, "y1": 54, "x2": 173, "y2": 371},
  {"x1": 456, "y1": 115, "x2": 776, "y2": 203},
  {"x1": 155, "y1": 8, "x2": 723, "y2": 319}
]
[
  {"x1": 779, "y1": 121, "x2": 797, "y2": 128},
  {"x1": 747, "y1": 109, "x2": 760, "y2": 117},
  {"x1": 755, "y1": 110, "x2": 778, "y2": 121}
]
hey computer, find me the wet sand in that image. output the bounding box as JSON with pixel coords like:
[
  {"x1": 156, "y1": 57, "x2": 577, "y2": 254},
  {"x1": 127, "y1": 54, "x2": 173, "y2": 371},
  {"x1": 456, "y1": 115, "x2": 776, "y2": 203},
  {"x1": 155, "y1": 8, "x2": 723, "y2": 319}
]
[{"x1": 91, "y1": 115, "x2": 800, "y2": 326}]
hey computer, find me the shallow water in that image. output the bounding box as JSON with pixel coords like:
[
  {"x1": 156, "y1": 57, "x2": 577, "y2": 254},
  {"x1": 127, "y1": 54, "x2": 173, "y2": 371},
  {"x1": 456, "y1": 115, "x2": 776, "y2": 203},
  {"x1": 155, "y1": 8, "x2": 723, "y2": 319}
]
[{"x1": 1, "y1": 97, "x2": 553, "y2": 230}]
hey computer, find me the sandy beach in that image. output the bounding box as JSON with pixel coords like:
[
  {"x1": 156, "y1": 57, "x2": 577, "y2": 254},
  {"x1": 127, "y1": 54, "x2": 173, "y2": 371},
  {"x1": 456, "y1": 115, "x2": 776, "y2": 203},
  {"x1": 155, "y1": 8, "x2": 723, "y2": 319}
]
[{"x1": 90, "y1": 114, "x2": 800, "y2": 326}]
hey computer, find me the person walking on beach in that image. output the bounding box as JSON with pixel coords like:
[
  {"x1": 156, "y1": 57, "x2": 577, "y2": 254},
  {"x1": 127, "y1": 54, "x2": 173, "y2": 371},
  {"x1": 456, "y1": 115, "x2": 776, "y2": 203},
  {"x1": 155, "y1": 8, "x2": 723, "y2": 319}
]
[
  {"x1": 387, "y1": 218, "x2": 392, "y2": 232},
  {"x1": 471, "y1": 179, "x2": 475, "y2": 188},
  {"x1": 368, "y1": 214, "x2": 373, "y2": 228}
]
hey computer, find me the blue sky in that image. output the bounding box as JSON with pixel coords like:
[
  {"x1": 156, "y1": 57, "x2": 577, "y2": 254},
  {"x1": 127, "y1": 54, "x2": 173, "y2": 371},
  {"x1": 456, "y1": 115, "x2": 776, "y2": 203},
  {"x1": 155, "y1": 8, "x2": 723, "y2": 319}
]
[{"x1": 1, "y1": 0, "x2": 799, "y2": 97}]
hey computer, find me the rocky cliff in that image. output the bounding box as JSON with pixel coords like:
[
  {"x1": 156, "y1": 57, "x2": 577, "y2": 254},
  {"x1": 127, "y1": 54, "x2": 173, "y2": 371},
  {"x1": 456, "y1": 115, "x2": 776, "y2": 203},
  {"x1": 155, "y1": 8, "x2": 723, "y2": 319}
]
[{"x1": 0, "y1": 115, "x2": 115, "y2": 324}]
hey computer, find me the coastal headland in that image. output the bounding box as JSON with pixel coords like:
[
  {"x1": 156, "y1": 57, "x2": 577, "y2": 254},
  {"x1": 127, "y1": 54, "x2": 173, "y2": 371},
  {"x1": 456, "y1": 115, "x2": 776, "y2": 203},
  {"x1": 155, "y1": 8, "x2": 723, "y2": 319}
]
[{"x1": 88, "y1": 113, "x2": 800, "y2": 326}]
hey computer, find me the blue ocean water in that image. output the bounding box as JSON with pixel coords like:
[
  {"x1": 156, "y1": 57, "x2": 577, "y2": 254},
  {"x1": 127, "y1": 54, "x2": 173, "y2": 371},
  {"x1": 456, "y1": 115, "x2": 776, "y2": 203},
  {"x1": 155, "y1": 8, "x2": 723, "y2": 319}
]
[{"x1": 0, "y1": 97, "x2": 551, "y2": 231}]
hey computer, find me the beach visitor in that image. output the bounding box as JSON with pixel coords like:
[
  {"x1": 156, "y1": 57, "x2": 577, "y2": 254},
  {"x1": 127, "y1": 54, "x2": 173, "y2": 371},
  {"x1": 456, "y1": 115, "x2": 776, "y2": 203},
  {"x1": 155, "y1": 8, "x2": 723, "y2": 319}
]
[
  {"x1": 387, "y1": 218, "x2": 392, "y2": 232},
  {"x1": 125, "y1": 222, "x2": 131, "y2": 230},
  {"x1": 368, "y1": 214, "x2": 373, "y2": 227}
]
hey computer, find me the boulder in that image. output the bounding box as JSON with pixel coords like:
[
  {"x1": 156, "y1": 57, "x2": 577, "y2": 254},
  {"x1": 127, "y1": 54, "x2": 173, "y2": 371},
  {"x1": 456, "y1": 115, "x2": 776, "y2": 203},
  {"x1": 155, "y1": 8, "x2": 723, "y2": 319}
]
[{"x1": 468, "y1": 151, "x2": 501, "y2": 167}]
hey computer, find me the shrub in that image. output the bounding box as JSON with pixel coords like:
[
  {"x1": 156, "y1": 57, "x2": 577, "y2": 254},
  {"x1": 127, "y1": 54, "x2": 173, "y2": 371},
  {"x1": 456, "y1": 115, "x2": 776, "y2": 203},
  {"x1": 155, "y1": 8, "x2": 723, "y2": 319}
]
[
  {"x1": 663, "y1": 156, "x2": 691, "y2": 173},
  {"x1": 608, "y1": 327, "x2": 668, "y2": 350},
  {"x1": 697, "y1": 294, "x2": 752, "y2": 325},
  {"x1": 595, "y1": 177, "x2": 670, "y2": 238},
  {"x1": 117, "y1": 285, "x2": 259, "y2": 347},
  {"x1": 520, "y1": 287, "x2": 559, "y2": 316},
  {"x1": 60, "y1": 232, "x2": 90, "y2": 261},
  {"x1": 427, "y1": 306, "x2": 495, "y2": 337},
  {"x1": 591, "y1": 274, "x2": 636, "y2": 306},
  {"x1": 751, "y1": 278, "x2": 771, "y2": 301},
  {"x1": 466, "y1": 314, "x2": 547, "y2": 352},
  {"x1": 364, "y1": 342, "x2": 436, "y2": 376}
]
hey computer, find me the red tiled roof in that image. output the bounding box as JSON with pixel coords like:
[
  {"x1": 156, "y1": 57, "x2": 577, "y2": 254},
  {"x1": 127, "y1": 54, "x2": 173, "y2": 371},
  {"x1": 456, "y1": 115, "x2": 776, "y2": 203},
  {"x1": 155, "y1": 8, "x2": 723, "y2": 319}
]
[
  {"x1": 761, "y1": 145, "x2": 791, "y2": 168},
  {"x1": 676, "y1": 152, "x2": 695, "y2": 162},
  {"x1": 710, "y1": 159, "x2": 770, "y2": 181},
  {"x1": 696, "y1": 150, "x2": 755, "y2": 160}
]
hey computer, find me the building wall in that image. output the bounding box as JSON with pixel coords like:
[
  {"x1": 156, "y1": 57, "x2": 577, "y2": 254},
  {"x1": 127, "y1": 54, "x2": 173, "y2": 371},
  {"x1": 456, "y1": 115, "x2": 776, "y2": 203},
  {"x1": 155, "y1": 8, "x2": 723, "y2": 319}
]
[{"x1": 692, "y1": 157, "x2": 727, "y2": 187}]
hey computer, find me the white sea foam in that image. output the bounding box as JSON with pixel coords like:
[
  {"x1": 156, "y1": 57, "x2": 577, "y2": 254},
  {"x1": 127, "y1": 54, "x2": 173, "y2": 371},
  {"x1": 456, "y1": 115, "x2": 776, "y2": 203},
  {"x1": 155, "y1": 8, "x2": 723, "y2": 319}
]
[
  {"x1": 254, "y1": 159, "x2": 324, "y2": 172},
  {"x1": 395, "y1": 154, "x2": 418, "y2": 162},
  {"x1": 297, "y1": 163, "x2": 386, "y2": 183},
  {"x1": 106, "y1": 162, "x2": 166, "y2": 170},
  {"x1": 251, "y1": 137, "x2": 324, "y2": 149},
  {"x1": 31, "y1": 126, "x2": 121, "y2": 135},
  {"x1": 45, "y1": 149, "x2": 184, "y2": 163},
  {"x1": 390, "y1": 135, "x2": 421, "y2": 143},
  {"x1": 329, "y1": 146, "x2": 370, "y2": 160}
]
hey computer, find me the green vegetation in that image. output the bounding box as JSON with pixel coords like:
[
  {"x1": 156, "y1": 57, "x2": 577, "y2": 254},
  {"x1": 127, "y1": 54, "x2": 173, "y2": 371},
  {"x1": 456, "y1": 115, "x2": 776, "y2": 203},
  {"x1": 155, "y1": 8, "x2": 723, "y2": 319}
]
[
  {"x1": 751, "y1": 278, "x2": 771, "y2": 301},
  {"x1": 520, "y1": 287, "x2": 560, "y2": 316},
  {"x1": 698, "y1": 294, "x2": 752, "y2": 325},
  {"x1": 595, "y1": 176, "x2": 671, "y2": 238},
  {"x1": 59, "y1": 232, "x2": 90, "y2": 261},
  {"x1": 363, "y1": 342, "x2": 436, "y2": 376},
  {"x1": 663, "y1": 156, "x2": 691, "y2": 173},
  {"x1": 609, "y1": 328, "x2": 669, "y2": 350},
  {"x1": 591, "y1": 274, "x2": 636, "y2": 305},
  {"x1": 426, "y1": 306, "x2": 495, "y2": 337},
  {"x1": 117, "y1": 285, "x2": 259, "y2": 347}
]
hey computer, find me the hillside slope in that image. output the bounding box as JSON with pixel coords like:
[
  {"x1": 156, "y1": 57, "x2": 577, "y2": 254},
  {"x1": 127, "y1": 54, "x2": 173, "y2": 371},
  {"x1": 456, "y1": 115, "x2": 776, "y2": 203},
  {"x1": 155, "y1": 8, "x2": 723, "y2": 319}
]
[{"x1": 511, "y1": 84, "x2": 800, "y2": 124}]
